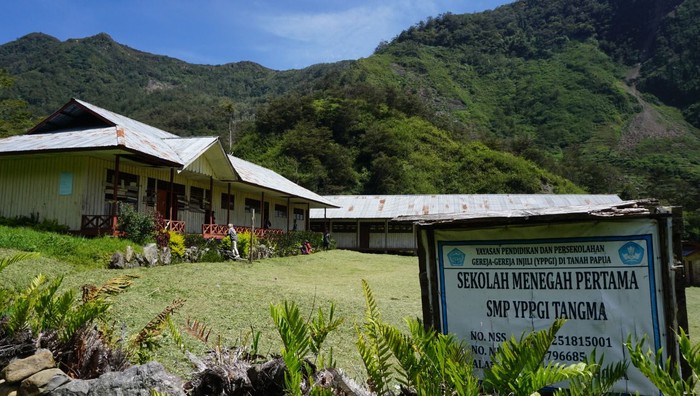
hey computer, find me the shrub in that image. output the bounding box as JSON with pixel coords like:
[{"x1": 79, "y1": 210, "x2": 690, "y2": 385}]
[
  {"x1": 168, "y1": 231, "x2": 185, "y2": 258},
  {"x1": 0, "y1": 213, "x2": 69, "y2": 233},
  {"x1": 264, "y1": 231, "x2": 324, "y2": 257},
  {"x1": 117, "y1": 203, "x2": 155, "y2": 245},
  {"x1": 184, "y1": 233, "x2": 208, "y2": 248}
]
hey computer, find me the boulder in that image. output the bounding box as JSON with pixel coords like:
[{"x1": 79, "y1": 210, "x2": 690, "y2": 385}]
[
  {"x1": 1, "y1": 349, "x2": 54, "y2": 383},
  {"x1": 143, "y1": 243, "x2": 159, "y2": 266},
  {"x1": 125, "y1": 245, "x2": 135, "y2": 262},
  {"x1": 19, "y1": 368, "x2": 70, "y2": 396},
  {"x1": 50, "y1": 378, "x2": 91, "y2": 396},
  {"x1": 85, "y1": 362, "x2": 185, "y2": 396},
  {"x1": 108, "y1": 251, "x2": 125, "y2": 269},
  {"x1": 160, "y1": 247, "x2": 172, "y2": 265}
]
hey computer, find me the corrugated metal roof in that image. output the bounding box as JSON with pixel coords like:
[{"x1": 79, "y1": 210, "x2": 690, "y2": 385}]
[
  {"x1": 399, "y1": 199, "x2": 659, "y2": 225},
  {"x1": 75, "y1": 99, "x2": 178, "y2": 139},
  {"x1": 0, "y1": 99, "x2": 337, "y2": 206},
  {"x1": 309, "y1": 194, "x2": 623, "y2": 219},
  {"x1": 163, "y1": 137, "x2": 218, "y2": 167},
  {"x1": 229, "y1": 155, "x2": 338, "y2": 208}
]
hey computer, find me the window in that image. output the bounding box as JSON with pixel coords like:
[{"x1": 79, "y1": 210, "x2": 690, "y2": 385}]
[
  {"x1": 190, "y1": 187, "x2": 206, "y2": 212},
  {"x1": 275, "y1": 204, "x2": 287, "y2": 218},
  {"x1": 369, "y1": 223, "x2": 385, "y2": 233},
  {"x1": 388, "y1": 222, "x2": 413, "y2": 233},
  {"x1": 293, "y1": 208, "x2": 305, "y2": 220},
  {"x1": 105, "y1": 169, "x2": 139, "y2": 207},
  {"x1": 332, "y1": 222, "x2": 357, "y2": 233},
  {"x1": 59, "y1": 172, "x2": 73, "y2": 195},
  {"x1": 221, "y1": 192, "x2": 234, "y2": 210},
  {"x1": 245, "y1": 198, "x2": 261, "y2": 213}
]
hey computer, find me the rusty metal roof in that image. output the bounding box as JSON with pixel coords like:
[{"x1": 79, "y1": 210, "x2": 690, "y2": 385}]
[
  {"x1": 0, "y1": 98, "x2": 336, "y2": 206},
  {"x1": 309, "y1": 194, "x2": 623, "y2": 220},
  {"x1": 399, "y1": 199, "x2": 665, "y2": 226},
  {"x1": 229, "y1": 155, "x2": 338, "y2": 208}
]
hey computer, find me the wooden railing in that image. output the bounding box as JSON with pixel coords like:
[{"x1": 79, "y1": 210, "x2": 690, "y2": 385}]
[
  {"x1": 81, "y1": 215, "x2": 185, "y2": 236},
  {"x1": 202, "y1": 224, "x2": 284, "y2": 239},
  {"x1": 165, "y1": 220, "x2": 185, "y2": 234},
  {"x1": 80, "y1": 215, "x2": 114, "y2": 236}
]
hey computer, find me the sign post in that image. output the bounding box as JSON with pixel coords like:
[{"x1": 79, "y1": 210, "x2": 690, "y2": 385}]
[{"x1": 412, "y1": 202, "x2": 686, "y2": 395}]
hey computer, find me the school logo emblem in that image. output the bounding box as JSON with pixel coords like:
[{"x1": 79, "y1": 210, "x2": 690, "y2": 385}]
[
  {"x1": 618, "y1": 242, "x2": 644, "y2": 265},
  {"x1": 447, "y1": 248, "x2": 466, "y2": 266}
]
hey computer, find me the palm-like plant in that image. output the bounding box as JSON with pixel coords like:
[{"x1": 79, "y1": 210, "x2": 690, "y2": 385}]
[{"x1": 483, "y1": 319, "x2": 591, "y2": 395}]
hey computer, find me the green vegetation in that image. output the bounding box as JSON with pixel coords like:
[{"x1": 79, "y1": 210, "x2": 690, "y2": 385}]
[
  {"x1": 2, "y1": 228, "x2": 700, "y2": 394},
  {"x1": 1, "y1": 1, "x2": 700, "y2": 221},
  {"x1": 0, "y1": 225, "x2": 135, "y2": 269}
]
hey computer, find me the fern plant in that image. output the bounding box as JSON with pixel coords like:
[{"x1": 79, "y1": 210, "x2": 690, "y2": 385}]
[
  {"x1": 270, "y1": 300, "x2": 342, "y2": 396},
  {"x1": 483, "y1": 319, "x2": 591, "y2": 395},
  {"x1": 626, "y1": 329, "x2": 699, "y2": 395},
  {"x1": 128, "y1": 298, "x2": 186, "y2": 364},
  {"x1": 356, "y1": 279, "x2": 395, "y2": 395},
  {"x1": 558, "y1": 349, "x2": 628, "y2": 396},
  {"x1": 357, "y1": 280, "x2": 480, "y2": 395}
]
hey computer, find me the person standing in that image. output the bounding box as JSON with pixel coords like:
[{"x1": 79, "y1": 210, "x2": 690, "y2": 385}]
[
  {"x1": 323, "y1": 230, "x2": 331, "y2": 250},
  {"x1": 227, "y1": 223, "x2": 240, "y2": 259}
]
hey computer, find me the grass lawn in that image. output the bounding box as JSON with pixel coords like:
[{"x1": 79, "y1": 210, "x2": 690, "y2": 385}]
[
  {"x1": 2, "y1": 246, "x2": 700, "y2": 384},
  {"x1": 2, "y1": 249, "x2": 423, "y2": 380}
]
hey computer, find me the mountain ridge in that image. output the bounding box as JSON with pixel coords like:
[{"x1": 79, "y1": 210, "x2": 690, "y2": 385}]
[{"x1": 1, "y1": 0, "x2": 699, "y2": 225}]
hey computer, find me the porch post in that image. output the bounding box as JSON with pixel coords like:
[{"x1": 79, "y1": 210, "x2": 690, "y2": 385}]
[
  {"x1": 209, "y1": 176, "x2": 214, "y2": 224},
  {"x1": 111, "y1": 155, "x2": 120, "y2": 235},
  {"x1": 306, "y1": 203, "x2": 310, "y2": 231},
  {"x1": 286, "y1": 197, "x2": 291, "y2": 232},
  {"x1": 384, "y1": 219, "x2": 389, "y2": 253},
  {"x1": 226, "y1": 183, "x2": 231, "y2": 225},
  {"x1": 260, "y1": 192, "x2": 265, "y2": 229},
  {"x1": 168, "y1": 168, "x2": 174, "y2": 221}
]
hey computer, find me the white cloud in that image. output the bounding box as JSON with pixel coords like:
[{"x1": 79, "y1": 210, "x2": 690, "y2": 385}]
[{"x1": 255, "y1": 1, "x2": 440, "y2": 66}]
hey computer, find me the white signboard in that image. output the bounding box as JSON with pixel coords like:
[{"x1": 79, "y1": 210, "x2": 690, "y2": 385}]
[{"x1": 435, "y1": 220, "x2": 666, "y2": 395}]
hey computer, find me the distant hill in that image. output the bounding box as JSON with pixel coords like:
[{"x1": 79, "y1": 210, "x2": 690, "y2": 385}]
[{"x1": 1, "y1": 0, "x2": 699, "y2": 219}]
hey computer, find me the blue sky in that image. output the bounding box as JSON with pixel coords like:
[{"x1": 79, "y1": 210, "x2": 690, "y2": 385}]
[{"x1": 1, "y1": 0, "x2": 513, "y2": 71}]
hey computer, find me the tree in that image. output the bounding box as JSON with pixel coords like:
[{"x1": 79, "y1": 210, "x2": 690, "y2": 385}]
[{"x1": 0, "y1": 69, "x2": 34, "y2": 138}]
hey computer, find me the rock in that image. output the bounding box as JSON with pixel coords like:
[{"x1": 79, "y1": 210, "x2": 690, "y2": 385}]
[
  {"x1": 160, "y1": 247, "x2": 172, "y2": 265},
  {"x1": 86, "y1": 362, "x2": 185, "y2": 396},
  {"x1": 19, "y1": 368, "x2": 70, "y2": 396},
  {"x1": 1, "y1": 349, "x2": 54, "y2": 383},
  {"x1": 125, "y1": 245, "x2": 134, "y2": 262},
  {"x1": 50, "y1": 379, "x2": 92, "y2": 396},
  {"x1": 134, "y1": 253, "x2": 147, "y2": 267},
  {"x1": 143, "y1": 243, "x2": 159, "y2": 266},
  {"x1": 108, "y1": 251, "x2": 125, "y2": 269}
]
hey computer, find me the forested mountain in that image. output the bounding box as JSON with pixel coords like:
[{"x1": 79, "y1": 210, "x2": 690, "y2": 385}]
[{"x1": 1, "y1": 0, "x2": 699, "y2": 232}]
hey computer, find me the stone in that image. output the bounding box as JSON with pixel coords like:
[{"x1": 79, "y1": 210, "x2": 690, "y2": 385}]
[
  {"x1": 1, "y1": 349, "x2": 54, "y2": 383},
  {"x1": 50, "y1": 379, "x2": 92, "y2": 396},
  {"x1": 87, "y1": 362, "x2": 185, "y2": 396},
  {"x1": 143, "y1": 243, "x2": 159, "y2": 266},
  {"x1": 125, "y1": 245, "x2": 135, "y2": 262},
  {"x1": 19, "y1": 368, "x2": 70, "y2": 396},
  {"x1": 160, "y1": 247, "x2": 172, "y2": 265},
  {"x1": 108, "y1": 251, "x2": 125, "y2": 269}
]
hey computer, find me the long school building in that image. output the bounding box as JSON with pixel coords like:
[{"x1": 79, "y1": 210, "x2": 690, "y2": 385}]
[
  {"x1": 309, "y1": 195, "x2": 624, "y2": 253},
  {"x1": 0, "y1": 98, "x2": 338, "y2": 236}
]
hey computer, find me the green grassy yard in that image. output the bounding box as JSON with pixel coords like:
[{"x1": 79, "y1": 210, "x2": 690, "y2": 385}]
[{"x1": 2, "y1": 245, "x2": 700, "y2": 383}]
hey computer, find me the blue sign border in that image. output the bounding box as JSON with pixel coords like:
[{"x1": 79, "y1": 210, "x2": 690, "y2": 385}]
[{"x1": 437, "y1": 234, "x2": 660, "y2": 351}]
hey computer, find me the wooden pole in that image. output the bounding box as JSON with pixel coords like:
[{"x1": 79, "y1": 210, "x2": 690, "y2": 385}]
[
  {"x1": 168, "y1": 168, "x2": 174, "y2": 221},
  {"x1": 111, "y1": 155, "x2": 120, "y2": 235},
  {"x1": 226, "y1": 183, "x2": 231, "y2": 225},
  {"x1": 209, "y1": 176, "x2": 214, "y2": 224}
]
